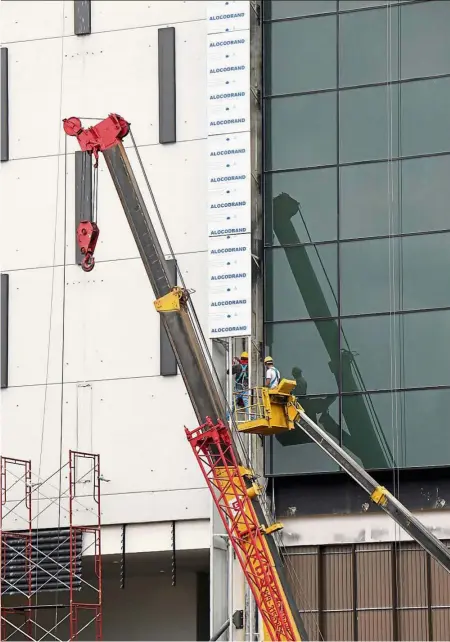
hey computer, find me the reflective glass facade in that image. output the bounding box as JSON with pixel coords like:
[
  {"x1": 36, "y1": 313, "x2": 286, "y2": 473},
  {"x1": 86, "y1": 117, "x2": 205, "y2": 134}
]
[{"x1": 263, "y1": 0, "x2": 450, "y2": 475}]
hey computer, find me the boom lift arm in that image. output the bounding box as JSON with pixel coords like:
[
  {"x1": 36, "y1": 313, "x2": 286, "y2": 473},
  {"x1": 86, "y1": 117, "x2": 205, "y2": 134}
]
[{"x1": 63, "y1": 114, "x2": 308, "y2": 642}]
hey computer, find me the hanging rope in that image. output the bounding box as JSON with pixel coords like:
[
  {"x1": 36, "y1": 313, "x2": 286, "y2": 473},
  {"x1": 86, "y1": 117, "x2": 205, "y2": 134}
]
[{"x1": 34, "y1": 2, "x2": 67, "y2": 635}]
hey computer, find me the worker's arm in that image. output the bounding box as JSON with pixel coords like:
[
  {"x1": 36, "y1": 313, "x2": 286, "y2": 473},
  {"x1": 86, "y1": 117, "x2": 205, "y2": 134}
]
[
  {"x1": 265, "y1": 367, "x2": 273, "y2": 388},
  {"x1": 226, "y1": 363, "x2": 242, "y2": 376}
]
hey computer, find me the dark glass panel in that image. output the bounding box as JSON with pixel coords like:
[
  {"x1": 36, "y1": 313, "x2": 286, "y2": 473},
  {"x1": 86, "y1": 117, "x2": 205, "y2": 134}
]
[
  {"x1": 340, "y1": 238, "x2": 397, "y2": 316},
  {"x1": 266, "y1": 395, "x2": 340, "y2": 475},
  {"x1": 266, "y1": 320, "x2": 339, "y2": 395},
  {"x1": 340, "y1": 156, "x2": 450, "y2": 239},
  {"x1": 340, "y1": 315, "x2": 397, "y2": 394},
  {"x1": 401, "y1": 1, "x2": 450, "y2": 80},
  {"x1": 266, "y1": 0, "x2": 337, "y2": 20},
  {"x1": 340, "y1": 85, "x2": 399, "y2": 164},
  {"x1": 339, "y1": 6, "x2": 399, "y2": 87},
  {"x1": 265, "y1": 94, "x2": 337, "y2": 170},
  {"x1": 403, "y1": 310, "x2": 450, "y2": 389},
  {"x1": 341, "y1": 234, "x2": 450, "y2": 316},
  {"x1": 342, "y1": 391, "x2": 398, "y2": 470},
  {"x1": 401, "y1": 155, "x2": 450, "y2": 234},
  {"x1": 265, "y1": 245, "x2": 338, "y2": 322},
  {"x1": 342, "y1": 310, "x2": 450, "y2": 393},
  {"x1": 340, "y1": 162, "x2": 399, "y2": 240},
  {"x1": 401, "y1": 77, "x2": 450, "y2": 157},
  {"x1": 401, "y1": 233, "x2": 450, "y2": 311},
  {"x1": 265, "y1": 168, "x2": 338, "y2": 246},
  {"x1": 265, "y1": 17, "x2": 336, "y2": 95},
  {"x1": 342, "y1": 389, "x2": 450, "y2": 469}
]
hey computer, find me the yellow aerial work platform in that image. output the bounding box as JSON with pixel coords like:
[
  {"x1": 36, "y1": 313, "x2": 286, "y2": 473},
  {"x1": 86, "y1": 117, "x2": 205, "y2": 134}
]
[{"x1": 234, "y1": 379, "x2": 302, "y2": 437}]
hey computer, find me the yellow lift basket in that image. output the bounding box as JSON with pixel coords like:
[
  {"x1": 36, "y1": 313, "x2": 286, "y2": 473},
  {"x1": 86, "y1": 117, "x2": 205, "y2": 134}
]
[{"x1": 233, "y1": 379, "x2": 301, "y2": 437}]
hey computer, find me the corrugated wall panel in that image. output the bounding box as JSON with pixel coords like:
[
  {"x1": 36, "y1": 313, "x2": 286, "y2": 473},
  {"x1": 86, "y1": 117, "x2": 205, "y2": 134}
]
[
  {"x1": 358, "y1": 610, "x2": 393, "y2": 641},
  {"x1": 323, "y1": 546, "x2": 353, "y2": 611},
  {"x1": 398, "y1": 609, "x2": 429, "y2": 641},
  {"x1": 432, "y1": 608, "x2": 450, "y2": 640},
  {"x1": 397, "y1": 544, "x2": 427, "y2": 608},
  {"x1": 356, "y1": 544, "x2": 392, "y2": 609},
  {"x1": 285, "y1": 540, "x2": 450, "y2": 641},
  {"x1": 323, "y1": 611, "x2": 353, "y2": 641}
]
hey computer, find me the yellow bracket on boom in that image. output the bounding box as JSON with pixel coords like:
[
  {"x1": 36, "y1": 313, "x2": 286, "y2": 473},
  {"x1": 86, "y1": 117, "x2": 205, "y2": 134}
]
[
  {"x1": 154, "y1": 287, "x2": 185, "y2": 312},
  {"x1": 371, "y1": 486, "x2": 389, "y2": 507}
]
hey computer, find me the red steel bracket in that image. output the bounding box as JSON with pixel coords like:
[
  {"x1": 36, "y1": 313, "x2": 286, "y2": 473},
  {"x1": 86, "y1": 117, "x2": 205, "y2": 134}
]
[
  {"x1": 77, "y1": 221, "x2": 99, "y2": 272},
  {"x1": 63, "y1": 114, "x2": 130, "y2": 165}
]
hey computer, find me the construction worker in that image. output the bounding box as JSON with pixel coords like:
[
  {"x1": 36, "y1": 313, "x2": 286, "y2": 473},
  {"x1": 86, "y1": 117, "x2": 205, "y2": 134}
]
[
  {"x1": 230, "y1": 351, "x2": 249, "y2": 410},
  {"x1": 264, "y1": 356, "x2": 281, "y2": 389}
]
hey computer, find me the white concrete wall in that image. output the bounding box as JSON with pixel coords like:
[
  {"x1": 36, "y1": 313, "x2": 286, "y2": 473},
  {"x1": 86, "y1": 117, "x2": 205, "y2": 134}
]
[{"x1": 0, "y1": 0, "x2": 210, "y2": 527}]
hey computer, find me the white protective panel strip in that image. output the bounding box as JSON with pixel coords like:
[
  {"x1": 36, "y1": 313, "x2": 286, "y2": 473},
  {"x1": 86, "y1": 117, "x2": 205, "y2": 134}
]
[{"x1": 207, "y1": 1, "x2": 252, "y2": 339}]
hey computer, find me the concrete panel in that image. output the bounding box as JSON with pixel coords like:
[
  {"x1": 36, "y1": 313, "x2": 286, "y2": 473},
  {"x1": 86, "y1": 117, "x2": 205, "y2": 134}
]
[
  {"x1": 91, "y1": 139, "x2": 208, "y2": 263},
  {"x1": 5, "y1": 250, "x2": 206, "y2": 387},
  {"x1": 62, "y1": 252, "x2": 206, "y2": 383},
  {"x1": 87, "y1": 376, "x2": 204, "y2": 494},
  {"x1": 6, "y1": 38, "x2": 69, "y2": 160},
  {"x1": 6, "y1": 18, "x2": 206, "y2": 160},
  {"x1": 60, "y1": 21, "x2": 206, "y2": 153},
  {"x1": 0, "y1": 1, "x2": 72, "y2": 43},
  {"x1": 90, "y1": 0, "x2": 206, "y2": 33},
  {"x1": 2, "y1": 376, "x2": 210, "y2": 526},
  {"x1": 0, "y1": 155, "x2": 68, "y2": 271},
  {"x1": 282, "y1": 511, "x2": 450, "y2": 548},
  {"x1": 6, "y1": 267, "x2": 64, "y2": 387}
]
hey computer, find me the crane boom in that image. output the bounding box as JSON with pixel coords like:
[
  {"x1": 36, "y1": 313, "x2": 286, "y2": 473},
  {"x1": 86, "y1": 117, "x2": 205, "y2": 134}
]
[
  {"x1": 63, "y1": 114, "x2": 308, "y2": 642},
  {"x1": 64, "y1": 113, "x2": 450, "y2": 640}
]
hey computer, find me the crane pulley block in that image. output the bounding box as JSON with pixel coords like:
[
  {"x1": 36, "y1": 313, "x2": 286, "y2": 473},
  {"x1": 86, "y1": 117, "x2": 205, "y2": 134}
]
[
  {"x1": 76, "y1": 221, "x2": 99, "y2": 272},
  {"x1": 63, "y1": 114, "x2": 129, "y2": 165}
]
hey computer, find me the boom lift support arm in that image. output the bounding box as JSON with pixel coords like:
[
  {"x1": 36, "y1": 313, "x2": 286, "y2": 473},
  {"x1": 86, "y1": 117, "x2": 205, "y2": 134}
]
[{"x1": 64, "y1": 114, "x2": 450, "y2": 640}]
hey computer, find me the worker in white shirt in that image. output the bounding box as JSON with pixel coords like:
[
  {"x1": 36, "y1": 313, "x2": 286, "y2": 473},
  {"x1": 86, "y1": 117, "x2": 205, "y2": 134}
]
[{"x1": 264, "y1": 356, "x2": 281, "y2": 389}]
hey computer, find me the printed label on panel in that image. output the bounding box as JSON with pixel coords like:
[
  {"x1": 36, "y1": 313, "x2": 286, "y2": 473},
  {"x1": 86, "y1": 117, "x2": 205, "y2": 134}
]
[
  {"x1": 207, "y1": 1, "x2": 250, "y2": 35},
  {"x1": 208, "y1": 234, "x2": 252, "y2": 338},
  {"x1": 207, "y1": 1, "x2": 252, "y2": 338},
  {"x1": 208, "y1": 131, "x2": 251, "y2": 171}
]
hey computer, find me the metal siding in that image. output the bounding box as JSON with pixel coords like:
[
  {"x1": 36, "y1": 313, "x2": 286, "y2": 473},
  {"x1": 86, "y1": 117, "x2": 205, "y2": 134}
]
[
  {"x1": 74, "y1": 0, "x2": 91, "y2": 36},
  {"x1": 285, "y1": 540, "x2": 450, "y2": 640},
  {"x1": 1, "y1": 273, "x2": 9, "y2": 389},
  {"x1": 1, "y1": 47, "x2": 9, "y2": 162},
  {"x1": 158, "y1": 27, "x2": 176, "y2": 144},
  {"x1": 74, "y1": 151, "x2": 93, "y2": 265},
  {"x1": 160, "y1": 259, "x2": 177, "y2": 376}
]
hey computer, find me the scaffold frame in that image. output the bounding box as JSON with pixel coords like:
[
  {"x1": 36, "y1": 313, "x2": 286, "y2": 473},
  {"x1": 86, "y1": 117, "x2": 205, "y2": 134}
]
[{"x1": 0, "y1": 451, "x2": 102, "y2": 642}]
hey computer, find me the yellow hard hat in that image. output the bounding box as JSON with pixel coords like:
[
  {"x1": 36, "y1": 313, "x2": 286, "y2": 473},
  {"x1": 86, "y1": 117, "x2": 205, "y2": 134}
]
[
  {"x1": 264, "y1": 356, "x2": 274, "y2": 364},
  {"x1": 240, "y1": 351, "x2": 248, "y2": 359}
]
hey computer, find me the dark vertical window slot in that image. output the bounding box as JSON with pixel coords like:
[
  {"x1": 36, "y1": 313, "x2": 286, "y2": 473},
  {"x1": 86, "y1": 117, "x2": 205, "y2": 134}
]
[
  {"x1": 1, "y1": 47, "x2": 9, "y2": 162},
  {"x1": 160, "y1": 259, "x2": 177, "y2": 376},
  {"x1": 1, "y1": 273, "x2": 9, "y2": 389},
  {"x1": 158, "y1": 27, "x2": 177, "y2": 144},
  {"x1": 74, "y1": 0, "x2": 91, "y2": 36},
  {"x1": 75, "y1": 151, "x2": 93, "y2": 265}
]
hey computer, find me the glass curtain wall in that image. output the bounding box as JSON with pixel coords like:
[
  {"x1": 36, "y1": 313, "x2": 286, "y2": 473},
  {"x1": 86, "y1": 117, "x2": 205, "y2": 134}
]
[{"x1": 263, "y1": 0, "x2": 450, "y2": 475}]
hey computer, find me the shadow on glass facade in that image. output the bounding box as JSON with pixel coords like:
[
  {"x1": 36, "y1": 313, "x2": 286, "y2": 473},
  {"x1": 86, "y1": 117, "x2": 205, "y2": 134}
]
[{"x1": 263, "y1": 0, "x2": 450, "y2": 475}]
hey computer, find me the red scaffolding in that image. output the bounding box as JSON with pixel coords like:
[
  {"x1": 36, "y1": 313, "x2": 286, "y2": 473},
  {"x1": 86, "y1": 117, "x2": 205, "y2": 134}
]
[{"x1": 0, "y1": 451, "x2": 102, "y2": 642}]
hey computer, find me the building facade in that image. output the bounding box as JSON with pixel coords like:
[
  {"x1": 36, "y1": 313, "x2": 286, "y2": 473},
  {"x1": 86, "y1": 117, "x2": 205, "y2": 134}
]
[
  {"x1": 264, "y1": 0, "x2": 450, "y2": 640},
  {"x1": 2, "y1": 0, "x2": 450, "y2": 640}
]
